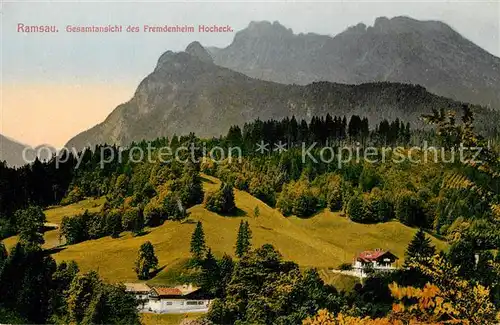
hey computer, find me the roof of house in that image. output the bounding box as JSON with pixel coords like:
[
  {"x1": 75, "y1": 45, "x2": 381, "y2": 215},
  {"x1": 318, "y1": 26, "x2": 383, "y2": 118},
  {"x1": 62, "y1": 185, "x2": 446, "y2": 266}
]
[
  {"x1": 149, "y1": 284, "x2": 201, "y2": 298},
  {"x1": 151, "y1": 287, "x2": 184, "y2": 297},
  {"x1": 124, "y1": 283, "x2": 151, "y2": 293},
  {"x1": 357, "y1": 249, "x2": 398, "y2": 262}
]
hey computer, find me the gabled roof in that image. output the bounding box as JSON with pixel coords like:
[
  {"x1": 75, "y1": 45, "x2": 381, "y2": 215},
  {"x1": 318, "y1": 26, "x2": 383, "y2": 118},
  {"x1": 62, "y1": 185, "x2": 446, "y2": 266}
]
[{"x1": 357, "y1": 249, "x2": 398, "y2": 262}]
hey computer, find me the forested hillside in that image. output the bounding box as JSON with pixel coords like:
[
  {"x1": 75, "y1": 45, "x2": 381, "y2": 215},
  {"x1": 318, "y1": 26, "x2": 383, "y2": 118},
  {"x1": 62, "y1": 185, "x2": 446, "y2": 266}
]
[{"x1": 1, "y1": 108, "x2": 499, "y2": 324}]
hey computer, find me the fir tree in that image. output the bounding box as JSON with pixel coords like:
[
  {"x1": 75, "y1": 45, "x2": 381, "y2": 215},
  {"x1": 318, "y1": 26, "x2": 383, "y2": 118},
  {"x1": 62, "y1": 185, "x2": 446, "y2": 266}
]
[
  {"x1": 217, "y1": 254, "x2": 234, "y2": 298},
  {"x1": 190, "y1": 221, "x2": 206, "y2": 260},
  {"x1": 221, "y1": 183, "x2": 236, "y2": 214},
  {"x1": 448, "y1": 239, "x2": 476, "y2": 279},
  {"x1": 134, "y1": 241, "x2": 158, "y2": 280},
  {"x1": 200, "y1": 248, "x2": 220, "y2": 295},
  {"x1": 404, "y1": 229, "x2": 436, "y2": 266},
  {"x1": 235, "y1": 221, "x2": 252, "y2": 258}
]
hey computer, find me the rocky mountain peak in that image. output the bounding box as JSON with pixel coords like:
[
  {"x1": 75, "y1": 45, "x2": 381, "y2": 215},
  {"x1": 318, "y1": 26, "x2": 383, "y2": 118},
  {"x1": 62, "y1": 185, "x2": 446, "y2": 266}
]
[
  {"x1": 372, "y1": 16, "x2": 452, "y2": 34},
  {"x1": 211, "y1": 17, "x2": 500, "y2": 110},
  {"x1": 185, "y1": 41, "x2": 213, "y2": 63},
  {"x1": 155, "y1": 50, "x2": 176, "y2": 70},
  {"x1": 234, "y1": 20, "x2": 294, "y2": 41}
]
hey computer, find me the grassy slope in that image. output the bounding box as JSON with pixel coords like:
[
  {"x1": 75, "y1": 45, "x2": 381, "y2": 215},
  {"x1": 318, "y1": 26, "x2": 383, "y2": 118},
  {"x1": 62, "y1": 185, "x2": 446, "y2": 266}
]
[
  {"x1": 2, "y1": 175, "x2": 446, "y2": 285},
  {"x1": 2, "y1": 197, "x2": 105, "y2": 250},
  {"x1": 140, "y1": 312, "x2": 205, "y2": 325}
]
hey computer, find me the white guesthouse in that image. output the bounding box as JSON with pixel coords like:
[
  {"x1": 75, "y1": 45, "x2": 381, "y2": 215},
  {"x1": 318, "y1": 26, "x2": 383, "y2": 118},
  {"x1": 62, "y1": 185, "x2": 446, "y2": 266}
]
[
  {"x1": 352, "y1": 249, "x2": 399, "y2": 278},
  {"x1": 125, "y1": 283, "x2": 211, "y2": 314}
]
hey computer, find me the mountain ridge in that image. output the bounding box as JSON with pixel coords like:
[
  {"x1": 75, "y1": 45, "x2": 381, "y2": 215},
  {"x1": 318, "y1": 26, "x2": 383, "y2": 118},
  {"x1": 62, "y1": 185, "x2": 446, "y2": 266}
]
[
  {"x1": 0, "y1": 134, "x2": 30, "y2": 167},
  {"x1": 210, "y1": 16, "x2": 500, "y2": 110},
  {"x1": 65, "y1": 41, "x2": 500, "y2": 151}
]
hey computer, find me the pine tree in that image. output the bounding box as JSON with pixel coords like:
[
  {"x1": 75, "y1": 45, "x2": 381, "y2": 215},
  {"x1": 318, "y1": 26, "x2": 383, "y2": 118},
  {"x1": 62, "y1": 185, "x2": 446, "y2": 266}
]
[
  {"x1": 200, "y1": 248, "x2": 220, "y2": 295},
  {"x1": 217, "y1": 254, "x2": 234, "y2": 297},
  {"x1": 235, "y1": 221, "x2": 252, "y2": 258},
  {"x1": 134, "y1": 241, "x2": 158, "y2": 280},
  {"x1": 404, "y1": 229, "x2": 436, "y2": 266},
  {"x1": 190, "y1": 221, "x2": 206, "y2": 260},
  {"x1": 221, "y1": 183, "x2": 236, "y2": 214}
]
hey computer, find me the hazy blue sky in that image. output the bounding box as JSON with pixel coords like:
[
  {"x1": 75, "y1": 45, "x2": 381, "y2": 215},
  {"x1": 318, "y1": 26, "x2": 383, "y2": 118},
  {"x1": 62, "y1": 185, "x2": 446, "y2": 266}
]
[{"x1": 2, "y1": 0, "x2": 499, "y2": 147}]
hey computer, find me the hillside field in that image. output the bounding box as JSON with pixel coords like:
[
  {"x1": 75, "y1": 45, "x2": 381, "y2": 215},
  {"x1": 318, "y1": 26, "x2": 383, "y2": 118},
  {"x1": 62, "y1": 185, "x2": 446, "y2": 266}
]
[
  {"x1": 140, "y1": 312, "x2": 205, "y2": 325},
  {"x1": 2, "y1": 175, "x2": 446, "y2": 286}
]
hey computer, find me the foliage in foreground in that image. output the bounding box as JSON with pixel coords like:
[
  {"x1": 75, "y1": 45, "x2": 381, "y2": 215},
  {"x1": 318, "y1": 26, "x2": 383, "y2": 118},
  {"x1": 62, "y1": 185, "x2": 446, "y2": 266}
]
[
  {"x1": 206, "y1": 244, "x2": 343, "y2": 325},
  {"x1": 304, "y1": 254, "x2": 500, "y2": 325}
]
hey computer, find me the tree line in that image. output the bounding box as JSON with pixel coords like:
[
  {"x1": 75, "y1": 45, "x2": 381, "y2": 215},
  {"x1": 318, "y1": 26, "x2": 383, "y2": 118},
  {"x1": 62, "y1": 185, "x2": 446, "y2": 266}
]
[{"x1": 0, "y1": 206, "x2": 139, "y2": 324}]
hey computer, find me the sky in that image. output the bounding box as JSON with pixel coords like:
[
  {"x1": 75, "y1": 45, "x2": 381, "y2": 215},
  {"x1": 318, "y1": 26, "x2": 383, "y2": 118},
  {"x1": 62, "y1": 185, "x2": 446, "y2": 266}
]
[{"x1": 1, "y1": 0, "x2": 499, "y2": 148}]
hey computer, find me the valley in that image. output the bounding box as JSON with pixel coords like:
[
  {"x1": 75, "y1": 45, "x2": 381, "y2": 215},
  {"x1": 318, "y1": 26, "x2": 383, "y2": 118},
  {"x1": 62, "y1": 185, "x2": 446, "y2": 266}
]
[{"x1": 3, "y1": 175, "x2": 445, "y2": 284}]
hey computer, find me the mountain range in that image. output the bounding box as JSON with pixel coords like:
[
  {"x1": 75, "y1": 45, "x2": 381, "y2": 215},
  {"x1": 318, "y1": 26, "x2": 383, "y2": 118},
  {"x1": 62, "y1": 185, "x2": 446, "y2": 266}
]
[
  {"x1": 0, "y1": 134, "x2": 31, "y2": 167},
  {"x1": 66, "y1": 38, "x2": 500, "y2": 150},
  {"x1": 0, "y1": 134, "x2": 57, "y2": 168},
  {"x1": 211, "y1": 17, "x2": 500, "y2": 110},
  {"x1": 60, "y1": 16, "x2": 499, "y2": 150}
]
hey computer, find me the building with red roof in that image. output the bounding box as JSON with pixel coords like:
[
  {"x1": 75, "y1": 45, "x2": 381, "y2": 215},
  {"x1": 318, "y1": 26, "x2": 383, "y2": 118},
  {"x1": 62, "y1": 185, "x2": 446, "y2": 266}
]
[
  {"x1": 352, "y1": 249, "x2": 399, "y2": 277},
  {"x1": 124, "y1": 283, "x2": 211, "y2": 314},
  {"x1": 145, "y1": 284, "x2": 211, "y2": 313}
]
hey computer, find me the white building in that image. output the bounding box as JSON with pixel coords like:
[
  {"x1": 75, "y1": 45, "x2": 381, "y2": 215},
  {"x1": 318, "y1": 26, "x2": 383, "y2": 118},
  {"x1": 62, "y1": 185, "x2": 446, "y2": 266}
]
[
  {"x1": 352, "y1": 249, "x2": 399, "y2": 278},
  {"x1": 124, "y1": 283, "x2": 151, "y2": 309},
  {"x1": 125, "y1": 283, "x2": 211, "y2": 314}
]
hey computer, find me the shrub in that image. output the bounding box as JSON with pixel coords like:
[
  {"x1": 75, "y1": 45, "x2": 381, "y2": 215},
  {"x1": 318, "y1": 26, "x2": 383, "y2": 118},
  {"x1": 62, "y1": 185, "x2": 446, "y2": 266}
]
[
  {"x1": 121, "y1": 207, "x2": 144, "y2": 234},
  {"x1": 105, "y1": 209, "x2": 122, "y2": 238},
  {"x1": 143, "y1": 197, "x2": 165, "y2": 227},
  {"x1": 364, "y1": 188, "x2": 394, "y2": 222},
  {"x1": 359, "y1": 165, "x2": 383, "y2": 192},
  {"x1": 276, "y1": 179, "x2": 319, "y2": 217},
  {"x1": 313, "y1": 173, "x2": 343, "y2": 211},
  {"x1": 61, "y1": 187, "x2": 84, "y2": 206},
  {"x1": 339, "y1": 263, "x2": 353, "y2": 271},
  {"x1": 346, "y1": 193, "x2": 366, "y2": 223}
]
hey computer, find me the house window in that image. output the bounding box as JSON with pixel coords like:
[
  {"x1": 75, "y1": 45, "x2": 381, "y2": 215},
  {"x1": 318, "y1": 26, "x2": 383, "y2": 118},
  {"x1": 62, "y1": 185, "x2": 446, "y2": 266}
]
[
  {"x1": 198, "y1": 301, "x2": 205, "y2": 305},
  {"x1": 186, "y1": 301, "x2": 198, "y2": 305},
  {"x1": 166, "y1": 302, "x2": 173, "y2": 306}
]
